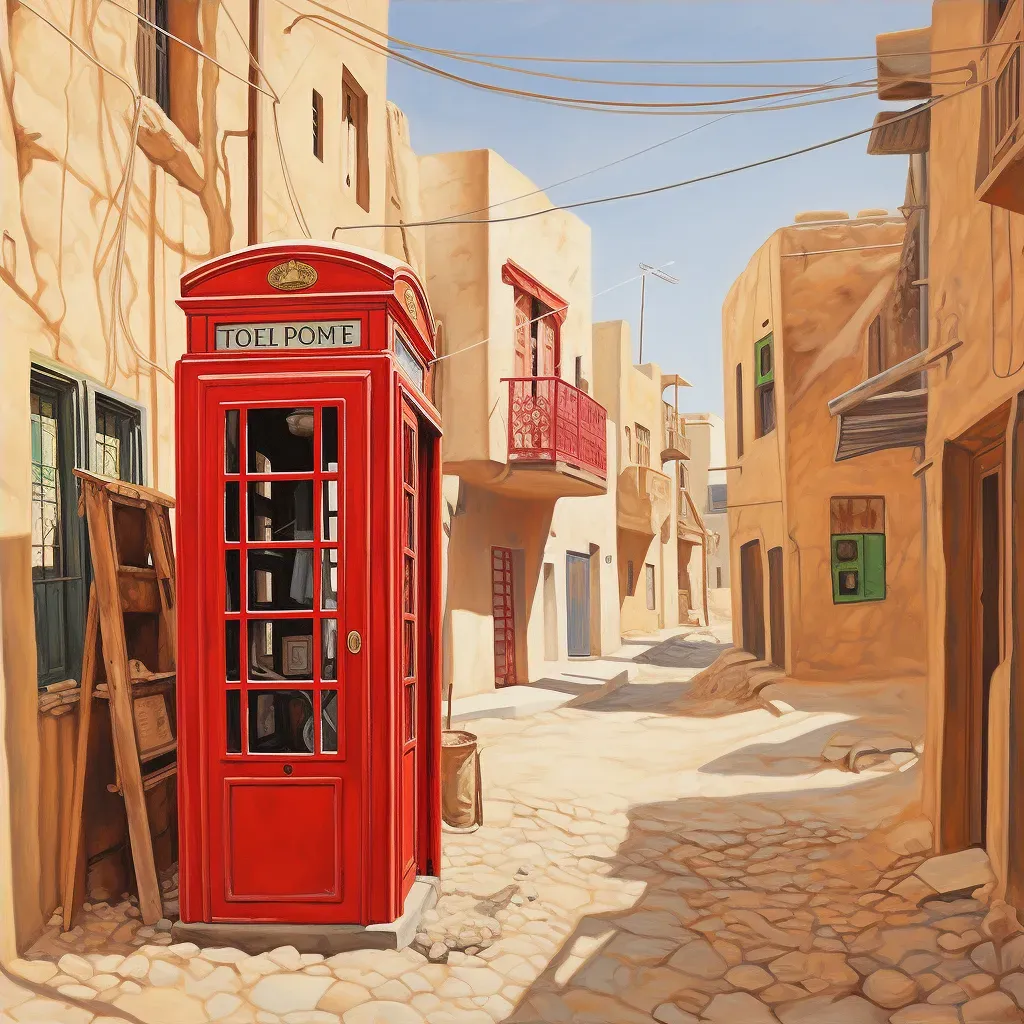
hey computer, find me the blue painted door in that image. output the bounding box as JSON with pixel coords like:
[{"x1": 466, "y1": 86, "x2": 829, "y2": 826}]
[{"x1": 566, "y1": 553, "x2": 591, "y2": 657}]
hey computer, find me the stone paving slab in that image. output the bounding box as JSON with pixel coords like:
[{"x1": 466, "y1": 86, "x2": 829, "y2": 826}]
[{"x1": 6, "y1": 628, "x2": 1021, "y2": 1024}]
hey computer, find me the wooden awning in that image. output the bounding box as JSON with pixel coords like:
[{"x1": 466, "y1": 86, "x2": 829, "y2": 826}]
[
  {"x1": 867, "y1": 105, "x2": 931, "y2": 156},
  {"x1": 829, "y1": 341, "x2": 963, "y2": 462},
  {"x1": 834, "y1": 389, "x2": 928, "y2": 462}
]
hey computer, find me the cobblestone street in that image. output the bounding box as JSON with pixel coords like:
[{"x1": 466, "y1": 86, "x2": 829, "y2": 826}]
[{"x1": 4, "y1": 628, "x2": 1022, "y2": 1024}]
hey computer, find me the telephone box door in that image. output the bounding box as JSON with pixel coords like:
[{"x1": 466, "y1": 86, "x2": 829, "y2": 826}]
[{"x1": 202, "y1": 376, "x2": 367, "y2": 923}]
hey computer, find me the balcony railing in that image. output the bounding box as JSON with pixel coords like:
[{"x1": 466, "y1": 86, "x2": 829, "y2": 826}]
[
  {"x1": 662, "y1": 404, "x2": 692, "y2": 462},
  {"x1": 506, "y1": 377, "x2": 608, "y2": 480},
  {"x1": 978, "y1": 2, "x2": 1024, "y2": 215}
]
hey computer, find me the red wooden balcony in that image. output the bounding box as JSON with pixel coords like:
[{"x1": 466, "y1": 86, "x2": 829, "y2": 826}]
[{"x1": 503, "y1": 377, "x2": 608, "y2": 497}]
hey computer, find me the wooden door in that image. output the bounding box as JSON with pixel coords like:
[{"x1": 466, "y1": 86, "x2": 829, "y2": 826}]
[
  {"x1": 539, "y1": 316, "x2": 557, "y2": 377},
  {"x1": 740, "y1": 540, "x2": 766, "y2": 661},
  {"x1": 514, "y1": 294, "x2": 531, "y2": 378},
  {"x1": 399, "y1": 403, "x2": 422, "y2": 893},
  {"x1": 204, "y1": 381, "x2": 366, "y2": 923},
  {"x1": 768, "y1": 546, "x2": 786, "y2": 669},
  {"x1": 566, "y1": 552, "x2": 591, "y2": 657},
  {"x1": 969, "y1": 444, "x2": 1003, "y2": 847},
  {"x1": 492, "y1": 548, "x2": 516, "y2": 687}
]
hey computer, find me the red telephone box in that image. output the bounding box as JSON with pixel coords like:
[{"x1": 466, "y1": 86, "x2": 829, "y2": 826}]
[{"x1": 174, "y1": 243, "x2": 441, "y2": 941}]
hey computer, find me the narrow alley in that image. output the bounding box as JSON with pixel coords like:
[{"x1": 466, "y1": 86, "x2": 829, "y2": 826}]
[{"x1": 3, "y1": 624, "x2": 1017, "y2": 1024}]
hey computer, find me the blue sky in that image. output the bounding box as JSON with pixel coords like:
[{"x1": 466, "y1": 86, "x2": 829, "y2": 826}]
[{"x1": 386, "y1": 0, "x2": 933, "y2": 414}]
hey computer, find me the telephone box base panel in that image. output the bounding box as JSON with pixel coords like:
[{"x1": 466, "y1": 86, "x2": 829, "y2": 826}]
[{"x1": 170, "y1": 877, "x2": 439, "y2": 956}]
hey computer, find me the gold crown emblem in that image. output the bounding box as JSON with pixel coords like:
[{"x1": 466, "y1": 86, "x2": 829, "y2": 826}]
[{"x1": 268, "y1": 259, "x2": 318, "y2": 291}]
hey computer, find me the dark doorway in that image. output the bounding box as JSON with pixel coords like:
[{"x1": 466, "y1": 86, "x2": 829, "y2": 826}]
[
  {"x1": 971, "y1": 449, "x2": 1003, "y2": 847},
  {"x1": 768, "y1": 546, "x2": 785, "y2": 669},
  {"x1": 740, "y1": 539, "x2": 766, "y2": 661}
]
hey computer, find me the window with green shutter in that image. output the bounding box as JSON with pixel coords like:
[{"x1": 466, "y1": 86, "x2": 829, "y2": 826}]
[
  {"x1": 754, "y1": 333, "x2": 776, "y2": 437},
  {"x1": 831, "y1": 533, "x2": 886, "y2": 603}
]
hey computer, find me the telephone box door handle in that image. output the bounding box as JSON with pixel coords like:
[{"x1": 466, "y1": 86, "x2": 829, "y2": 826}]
[{"x1": 347, "y1": 630, "x2": 362, "y2": 655}]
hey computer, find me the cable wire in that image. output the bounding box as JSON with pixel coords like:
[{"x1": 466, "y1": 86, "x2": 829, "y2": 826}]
[
  {"x1": 333, "y1": 78, "x2": 983, "y2": 235},
  {"x1": 282, "y1": 9, "x2": 890, "y2": 114}
]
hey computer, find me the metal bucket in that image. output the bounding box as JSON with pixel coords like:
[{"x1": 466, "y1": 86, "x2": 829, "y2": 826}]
[{"x1": 441, "y1": 730, "x2": 482, "y2": 832}]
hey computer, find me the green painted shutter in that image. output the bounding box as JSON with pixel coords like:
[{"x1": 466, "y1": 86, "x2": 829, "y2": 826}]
[
  {"x1": 831, "y1": 534, "x2": 865, "y2": 604},
  {"x1": 863, "y1": 533, "x2": 886, "y2": 600},
  {"x1": 755, "y1": 333, "x2": 774, "y2": 387}
]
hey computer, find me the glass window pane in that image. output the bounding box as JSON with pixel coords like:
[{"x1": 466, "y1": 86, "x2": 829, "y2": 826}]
[
  {"x1": 322, "y1": 619, "x2": 338, "y2": 681},
  {"x1": 247, "y1": 549, "x2": 315, "y2": 610},
  {"x1": 321, "y1": 549, "x2": 338, "y2": 611},
  {"x1": 31, "y1": 392, "x2": 63, "y2": 578},
  {"x1": 225, "y1": 482, "x2": 239, "y2": 542},
  {"x1": 248, "y1": 619, "x2": 314, "y2": 680},
  {"x1": 247, "y1": 689, "x2": 315, "y2": 754},
  {"x1": 405, "y1": 684, "x2": 416, "y2": 743},
  {"x1": 322, "y1": 480, "x2": 339, "y2": 541},
  {"x1": 403, "y1": 423, "x2": 416, "y2": 484},
  {"x1": 322, "y1": 407, "x2": 338, "y2": 471},
  {"x1": 247, "y1": 480, "x2": 314, "y2": 542},
  {"x1": 226, "y1": 620, "x2": 240, "y2": 681},
  {"x1": 404, "y1": 619, "x2": 415, "y2": 679},
  {"x1": 226, "y1": 691, "x2": 241, "y2": 753},
  {"x1": 247, "y1": 407, "x2": 314, "y2": 473},
  {"x1": 321, "y1": 690, "x2": 338, "y2": 753},
  {"x1": 403, "y1": 555, "x2": 414, "y2": 614},
  {"x1": 225, "y1": 410, "x2": 239, "y2": 474},
  {"x1": 226, "y1": 550, "x2": 240, "y2": 612},
  {"x1": 405, "y1": 492, "x2": 415, "y2": 549}
]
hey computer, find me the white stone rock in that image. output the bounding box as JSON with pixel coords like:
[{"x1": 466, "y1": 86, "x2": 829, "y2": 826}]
[
  {"x1": 341, "y1": 1002, "x2": 425, "y2": 1024},
  {"x1": 251, "y1": 974, "x2": 334, "y2": 1014},
  {"x1": 116, "y1": 954, "x2": 150, "y2": 979},
  {"x1": 57, "y1": 953, "x2": 94, "y2": 982},
  {"x1": 914, "y1": 849, "x2": 996, "y2": 896},
  {"x1": 148, "y1": 960, "x2": 184, "y2": 987},
  {"x1": 206, "y1": 993, "x2": 244, "y2": 1021}
]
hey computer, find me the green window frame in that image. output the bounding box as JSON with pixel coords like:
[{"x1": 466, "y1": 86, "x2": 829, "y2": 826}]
[
  {"x1": 831, "y1": 533, "x2": 886, "y2": 604},
  {"x1": 755, "y1": 333, "x2": 774, "y2": 387}
]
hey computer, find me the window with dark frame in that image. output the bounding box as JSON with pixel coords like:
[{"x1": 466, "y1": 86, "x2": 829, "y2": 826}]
[
  {"x1": 830, "y1": 496, "x2": 886, "y2": 604},
  {"x1": 708, "y1": 483, "x2": 728, "y2": 513},
  {"x1": 342, "y1": 68, "x2": 370, "y2": 212},
  {"x1": 626, "y1": 559, "x2": 635, "y2": 596},
  {"x1": 31, "y1": 370, "x2": 87, "y2": 688},
  {"x1": 136, "y1": 0, "x2": 170, "y2": 117},
  {"x1": 635, "y1": 424, "x2": 651, "y2": 467},
  {"x1": 94, "y1": 396, "x2": 144, "y2": 483},
  {"x1": 754, "y1": 333, "x2": 776, "y2": 438},
  {"x1": 312, "y1": 89, "x2": 324, "y2": 161}
]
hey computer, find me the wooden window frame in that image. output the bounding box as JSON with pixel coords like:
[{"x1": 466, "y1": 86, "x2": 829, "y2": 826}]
[
  {"x1": 341, "y1": 68, "x2": 370, "y2": 212},
  {"x1": 635, "y1": 424, "x2": 651, "y2": 468},
  {"x1": 502, "y1": 261, "x2": 568, "y2": 380},
  {"x1": 93, "y1": 394, "x2": 144, "y2": 484}
]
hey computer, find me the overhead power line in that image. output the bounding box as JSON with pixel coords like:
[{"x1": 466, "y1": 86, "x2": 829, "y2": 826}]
[
  {"x1": 283, "y1": 8, "x2": 895, "y2": 115},
  {"x1": 333, "y1": 78, "x2": 982, "y2": 236}
]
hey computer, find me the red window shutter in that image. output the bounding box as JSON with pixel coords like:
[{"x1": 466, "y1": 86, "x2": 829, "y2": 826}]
[
  {"x1": 540, "y1": 316, "x2": 557, "y2": 377},
  {"x1": 514, "y1": 292, "x2": 531, "y2": 377}
]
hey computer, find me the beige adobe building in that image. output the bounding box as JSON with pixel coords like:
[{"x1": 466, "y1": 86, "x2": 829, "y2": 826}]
[
  {"x1": 0, "y1": 0, "x2": 415, "y2": 955},
  {"x1": 686, "y1": 412, "x2": 731, "y2": 603},
  {"x1": 421, "y1": 149, "x2": 619, "y2": 699},
  {"x1": 722, "y1": 210, "x2": 927, "y2": 679},
  {"x1": 831, "y1": 0, "x2": 1024, "y2": 914},
  {"x1": 592, "y1": 321, "x2": 706, "y2": 635}
]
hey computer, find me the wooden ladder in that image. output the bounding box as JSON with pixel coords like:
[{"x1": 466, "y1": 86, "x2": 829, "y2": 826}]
[{"x1": 61, "y1": 471, "x2": 177, "y2": 930}]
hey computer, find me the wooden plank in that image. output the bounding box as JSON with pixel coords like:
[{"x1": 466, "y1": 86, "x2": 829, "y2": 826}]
[
  {"x1": 61, "y1": 582, "x2": 99, "y2": 933},
  {"x1": 74, "y1": 469, "x2": 176, "y2": 509},
  {"x1": 1007, "y1": 394, "x2": 1024, "y2": 907},
  {"x1": 119, "y1": 575, "x2": 161, "y2": 615},
  {"x1": 146, "y1": 504, "x2": 177, "y2": 658},
  {"x1": 827, "y1": 340, "x2": 963, "y2": 418},
  {"x1": 81, "y1": 482, "x2": 163, "y2": 925}
]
